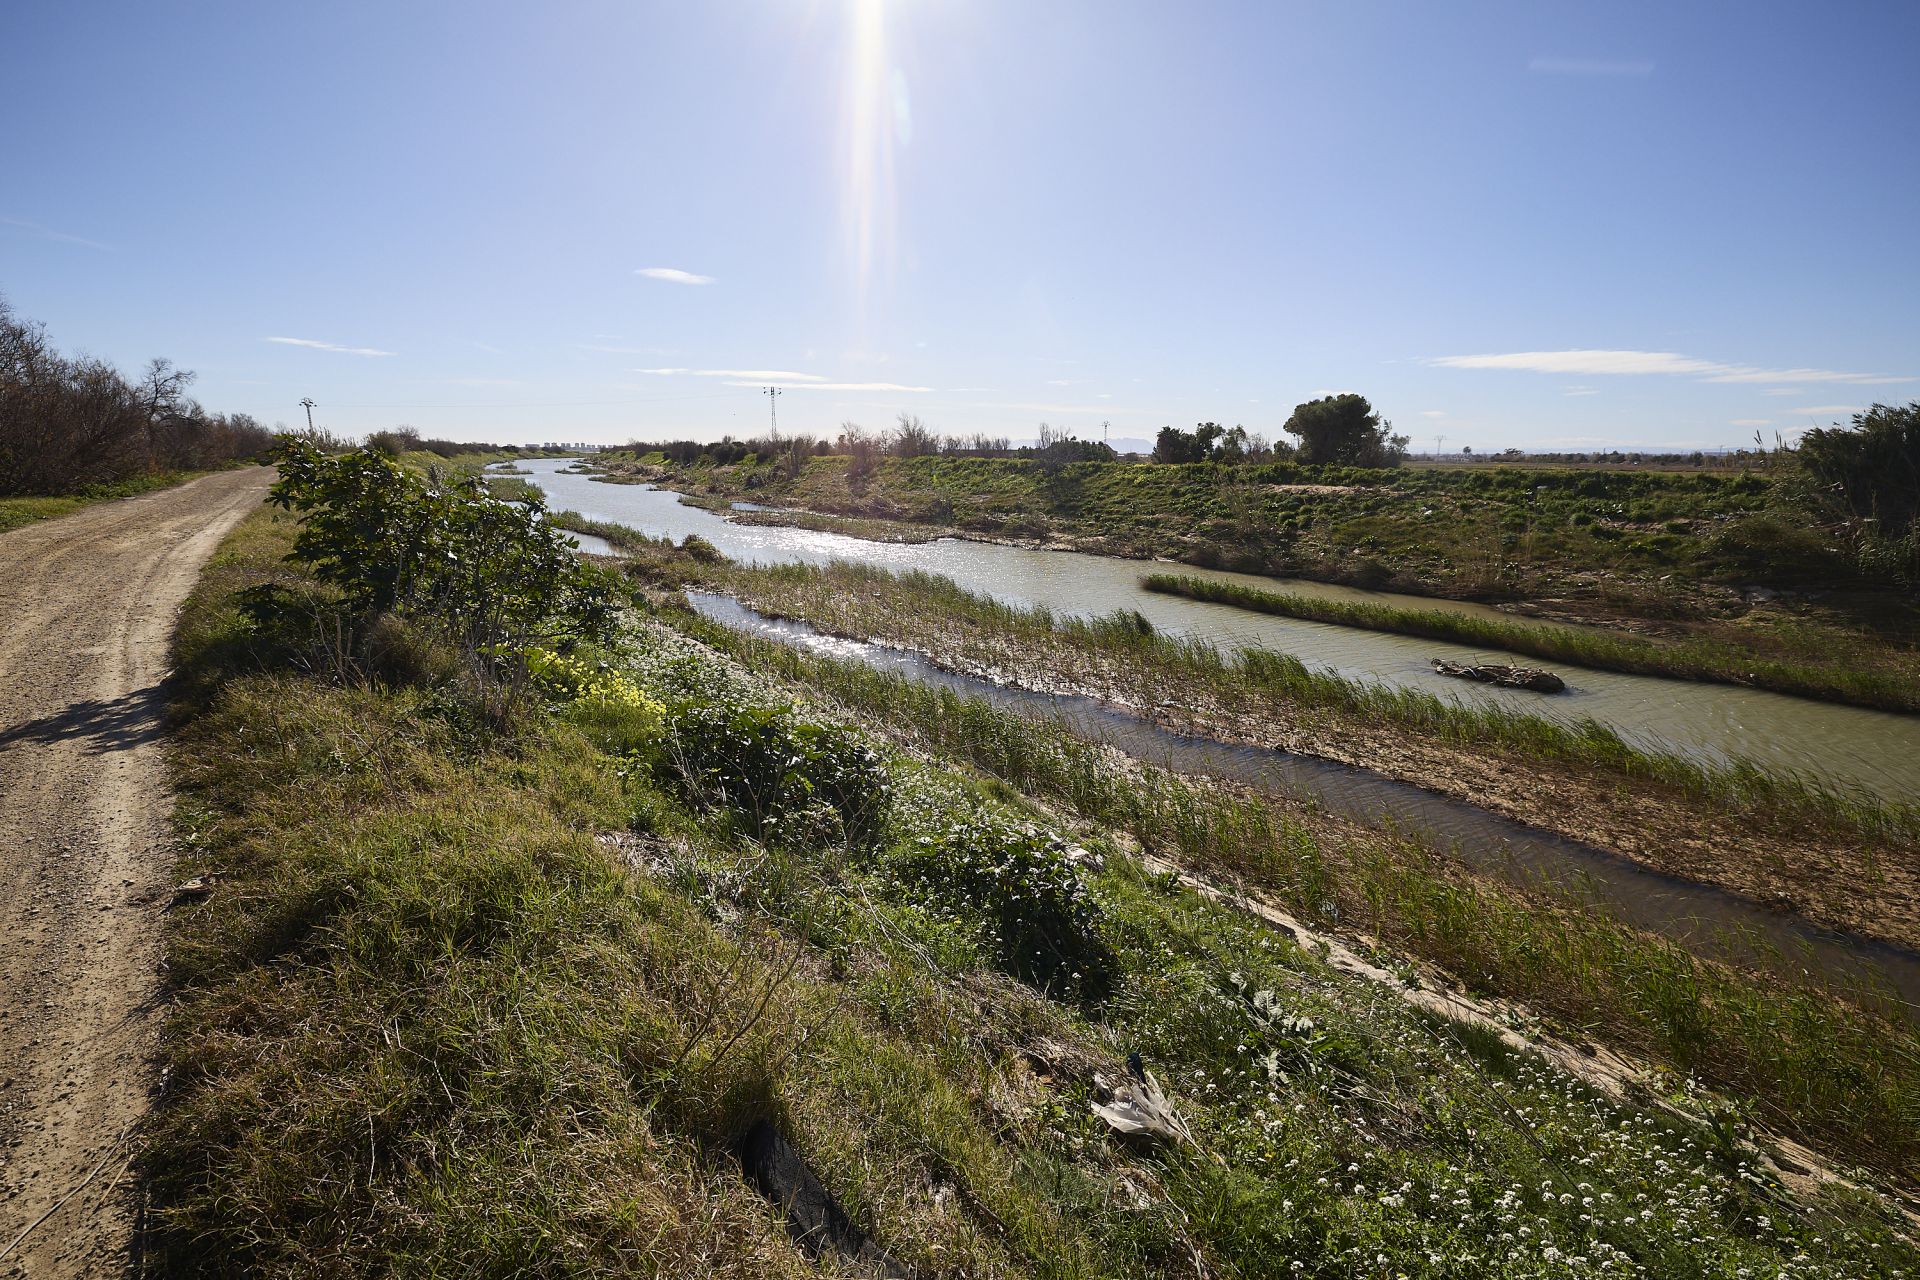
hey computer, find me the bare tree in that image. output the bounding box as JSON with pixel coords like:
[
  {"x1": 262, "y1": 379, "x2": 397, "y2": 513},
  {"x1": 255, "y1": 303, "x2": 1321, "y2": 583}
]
[{"x1": 889, "y1": 412, "x2": 939, "y2": 458}]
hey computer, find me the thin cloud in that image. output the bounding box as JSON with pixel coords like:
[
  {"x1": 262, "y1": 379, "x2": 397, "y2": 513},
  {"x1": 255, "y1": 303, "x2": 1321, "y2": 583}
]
[
  {"x1": 1761, "y1": 387, "x2": 1801, "y2": 396},
  {"x1": 1729, "y1": 419, "x2": 1771, "y2": 427},
  {"x1": 1791, "y1": 405, "x2": 1866, "y2": 416},
  {"x1": 1430, "y1": 349, "x2": 1910, "y2": 386},
  {"x1": 633, "y1": 367, "x2": 831, "y2": 382},
  {"x1": 1527, "y1": 57, "x2": 1654, "y2": 78},
  {"x1": 635, "y1": 267, "x2": 714, "y2": 284},
  {"x1": 266, "y1": 336, "x2": 394, "y2": 357},
  {"x1": 722, "y1": 379, "x2": 933, "y2": 393},
  {"x1": 1, "y1": 216, "x2": 114, "y2": 251}
]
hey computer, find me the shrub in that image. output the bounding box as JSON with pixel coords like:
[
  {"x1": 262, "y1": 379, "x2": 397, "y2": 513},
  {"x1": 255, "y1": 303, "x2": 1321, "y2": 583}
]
[
  {"x1": 1710, "y1": 515, "x2": 1847, "y2": 583},
  {"x1": 662, "y1": 704, "x2": 890, "y2": 850},
  {"x1": 892, "y1": 815, "x2": 1114, "y2": 999},
  {"x1": 267, "y1": 440, "x2": 620, "y2": 656}
]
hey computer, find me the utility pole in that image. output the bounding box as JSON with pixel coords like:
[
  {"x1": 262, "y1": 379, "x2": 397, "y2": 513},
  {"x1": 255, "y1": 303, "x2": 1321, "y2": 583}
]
[
  {"x1": 1436, "y1": 433, "x2": 1445, "y2": 460},
  {"x1": 762, "y1": 386, "x2": 782, "y2": 439},
  {"x1": 300, "y1": 397, "x2": 317, "y2": 434}
]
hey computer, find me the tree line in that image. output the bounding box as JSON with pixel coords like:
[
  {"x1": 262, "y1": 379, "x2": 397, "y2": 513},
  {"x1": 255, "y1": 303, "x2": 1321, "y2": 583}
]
[{"x1": 0, "y1": 297, "x2": 275, "y2": 496}]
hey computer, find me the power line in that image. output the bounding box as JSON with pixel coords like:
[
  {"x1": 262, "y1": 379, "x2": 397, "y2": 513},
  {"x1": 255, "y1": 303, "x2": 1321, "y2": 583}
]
[{"x1": 763, "y1": 385, "x2": 782, "y2": 437}]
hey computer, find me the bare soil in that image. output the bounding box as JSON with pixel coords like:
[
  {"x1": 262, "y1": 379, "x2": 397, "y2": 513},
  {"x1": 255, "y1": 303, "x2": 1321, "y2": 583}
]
[{"x1": 0, "y1": 469, "x2": 267, "y2": 1278}]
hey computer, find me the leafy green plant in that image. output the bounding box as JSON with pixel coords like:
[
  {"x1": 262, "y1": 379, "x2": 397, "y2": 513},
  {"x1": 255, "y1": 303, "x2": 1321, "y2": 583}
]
[
  {"x1": 892, "y1": 814, "x2": 1114, "y2": 998},
  {"x1": 261, "y1": 440, "x2": 620, "y2": 714},
  {"x1": 663, "y1": 703, "x2": 890, "y2": 850}
]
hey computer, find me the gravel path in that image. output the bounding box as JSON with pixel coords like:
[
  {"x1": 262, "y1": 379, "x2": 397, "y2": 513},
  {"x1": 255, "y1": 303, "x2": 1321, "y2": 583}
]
[{"x1": 0, "y1": 469, "x2": 268, "y2": 1277}]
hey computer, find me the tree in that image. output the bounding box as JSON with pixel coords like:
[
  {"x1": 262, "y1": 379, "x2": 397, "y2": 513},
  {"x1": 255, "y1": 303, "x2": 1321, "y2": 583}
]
[
  {"x1": 837, "y1": 421, "x2": 881, "y2": 479},
  {"x1": 1798, "y1": 402, "x2": 1920, "y2": 539},
  {"x1": 1152, "y1": 426, "x2": 1204, "y2": 464},
  {"x1": 1280, "y1": 394, "x2": 1408, "y2": 467},
  {"x1": 889, "y1": 412, "x2": 939, "y2": 458}
]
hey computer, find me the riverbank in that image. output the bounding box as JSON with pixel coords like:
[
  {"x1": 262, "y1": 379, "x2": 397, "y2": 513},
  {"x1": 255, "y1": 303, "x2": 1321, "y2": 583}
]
[
  {"x1": 589, "y1": 450, "x2": 1920, "y2": 706},
  {"x1": 1143, "y1": 571, "x2": 1920, "y2": 714},
  {"x1": 516, "y1": 456, "x2": 1920, "y2": 802},
  {"x1": 146, "y1": 504, "x2": 1920, "y2": 1273},
  {"x1": 687, "y1": 559, "x2": 1920, "y2": 954}
]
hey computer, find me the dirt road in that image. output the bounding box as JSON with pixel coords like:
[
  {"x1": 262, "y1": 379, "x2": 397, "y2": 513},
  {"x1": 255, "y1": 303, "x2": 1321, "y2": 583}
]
[{"x1": 0, "y1": 469, "x2": 268, "y2": 1277}]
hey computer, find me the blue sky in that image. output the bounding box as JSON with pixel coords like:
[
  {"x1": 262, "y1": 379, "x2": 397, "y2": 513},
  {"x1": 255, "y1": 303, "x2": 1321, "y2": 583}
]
[{"x1": 3, "y1": 1, "x2": 1916, "y2": 451}]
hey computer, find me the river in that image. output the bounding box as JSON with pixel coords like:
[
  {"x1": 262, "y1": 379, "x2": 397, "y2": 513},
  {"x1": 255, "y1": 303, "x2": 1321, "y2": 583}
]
[
  {"x1": 514, "y1": 458, "x2": 1920, "y2": 800},
  {"x1": 691, "y1": 593, "x2": 1920, "y2": 1011}
]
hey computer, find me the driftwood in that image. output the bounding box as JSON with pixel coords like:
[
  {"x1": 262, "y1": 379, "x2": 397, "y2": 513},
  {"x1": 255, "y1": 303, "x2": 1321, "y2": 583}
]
[{"x1": 1431, "y1": 658, "x2": 1566, "y2": 693}]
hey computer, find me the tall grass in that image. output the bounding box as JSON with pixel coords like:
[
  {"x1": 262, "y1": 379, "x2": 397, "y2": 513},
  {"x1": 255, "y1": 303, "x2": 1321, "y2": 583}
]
[
  {"x1": 1144, "y1": 571, "x2": 1920, "y2": 713},
  {"x1": 680, "y1": 609, "x2": 1920, "y2": 1182}
]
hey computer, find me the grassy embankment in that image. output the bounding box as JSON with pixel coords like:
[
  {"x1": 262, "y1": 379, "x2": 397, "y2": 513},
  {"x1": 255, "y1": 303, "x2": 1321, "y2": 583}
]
[
  {"x1": 1142, "y1": 572, "x2": 1920, "y2": 714},
  {"x1": 0, "y1": 469, "x2": 218, "y2": 534},
  {"x1": 677, "y1": 605, "x2": 1920, "y2": 1185},
  {"x1": 593, "y1": 449, "x2": 1920, "y2": 703},
  {"x1": 596, "y1": 450, "x2": 1880, "y2": 604},
  {"x1": 147, "y1": 506, "x2": 1920, "y2": 1274},
  {"x1": 703, "y1": 561, "x2": 1920, "y2": 853}
]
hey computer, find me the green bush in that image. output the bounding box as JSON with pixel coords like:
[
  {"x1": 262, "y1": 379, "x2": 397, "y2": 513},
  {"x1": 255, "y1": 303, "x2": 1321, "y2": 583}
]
[
  {"x1": 662, "y1": 703, "x2": 890, "y2": 850},
  {"x1": 267, "y1": 440, "x2": 620, "y2": 656},
  {"x1": 892, "y1": 815, "x2": 1114, "y2": 999},
  {"x1": 263, "y1": 443, "x2": 618, "y2": 687},
  {"x1": 1711, "y1": 515, "x2": 1847, "y2": 582}
]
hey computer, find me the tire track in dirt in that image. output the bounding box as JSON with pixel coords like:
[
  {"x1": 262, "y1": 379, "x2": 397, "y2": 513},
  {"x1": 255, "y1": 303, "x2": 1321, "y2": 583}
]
[{"x1": 0, "y1": 469, "x2": 268, "y2": 1278}]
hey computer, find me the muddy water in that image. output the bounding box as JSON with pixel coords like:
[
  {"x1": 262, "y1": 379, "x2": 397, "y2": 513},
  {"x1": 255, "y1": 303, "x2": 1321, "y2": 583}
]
[
  {"x1": 519, "y1": 459, "x2": 1920, "y2": 799},
  {"x1": 691, "y1": 593, "x2": 1920, "y2": 1013}
]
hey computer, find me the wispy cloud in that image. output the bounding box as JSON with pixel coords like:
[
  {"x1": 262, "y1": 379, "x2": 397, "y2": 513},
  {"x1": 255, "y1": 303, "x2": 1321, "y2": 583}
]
[
  {"x1": 266, "y1": 336, "x2": 394, "y2": 357},
  {"x1": 1419, "y1": 410, "x2": 1447, "y2": 419},
  {"x1": 1729, "y1": 418, "x2": 1771, "y2": 427},
  {"x1": 1, "y1": 216, "x2": 114, "y2": 251},
  {"x1": 635, "y1": 267, "x2": 714, "y2": 284},
  {"x1": 722, "y1": 379, "x2": 933, "y2": 393},
  {"x1": 634, "y1": 367, "x2": 825, "y2": 382},
  {"x1": 1527, "y1": 56, "x2": 1654, "y2": 78},
  {"x1": 1790, "y1": 405, "x2": 1866, "y2": 417},
  {"x1": 1430, "y1": 349, "x2": 1910, "y2": 386}
]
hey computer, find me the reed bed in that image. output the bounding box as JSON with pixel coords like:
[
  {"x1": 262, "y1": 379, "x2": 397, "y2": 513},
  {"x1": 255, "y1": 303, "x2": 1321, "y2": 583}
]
[
  {"x1": 1144, "y1": 571, "x2": 1920, "y2": 713},
  {"x1": 724, "y1": 561, "x2": 1920, "y2": 846}
]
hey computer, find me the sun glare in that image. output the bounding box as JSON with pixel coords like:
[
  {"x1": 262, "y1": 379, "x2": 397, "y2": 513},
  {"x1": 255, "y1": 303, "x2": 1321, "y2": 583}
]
[{"x1": 844, "y1": 0, "x2": 902, "y2": 318}]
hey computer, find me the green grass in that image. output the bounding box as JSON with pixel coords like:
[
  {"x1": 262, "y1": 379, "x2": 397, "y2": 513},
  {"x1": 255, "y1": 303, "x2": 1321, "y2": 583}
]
[
  {"x1": 1143, "y1": 571, "x2": 1920, "y2": 713},
  {"x1": 0, "y1": 469, "x2": 213, "y2": 533},
  {"x1": 592, "y1": 449, "x2": 1898, "y2": 605},
  {"x1": 147, "y1": 507, "x2": 1920, "y2": 1275},
  {"x1": 676, "y1": 608, "x2": 1920, "y2": 1185}
]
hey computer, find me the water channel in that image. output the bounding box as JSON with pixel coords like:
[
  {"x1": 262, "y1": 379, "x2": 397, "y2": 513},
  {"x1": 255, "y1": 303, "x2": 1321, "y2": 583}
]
[
  {"x1": 690, "y1": 593, "x2": 1920, "y2": 1013},
  {"x1": 513, "y1": 458, "x2": 1920, "y2": 800}
]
